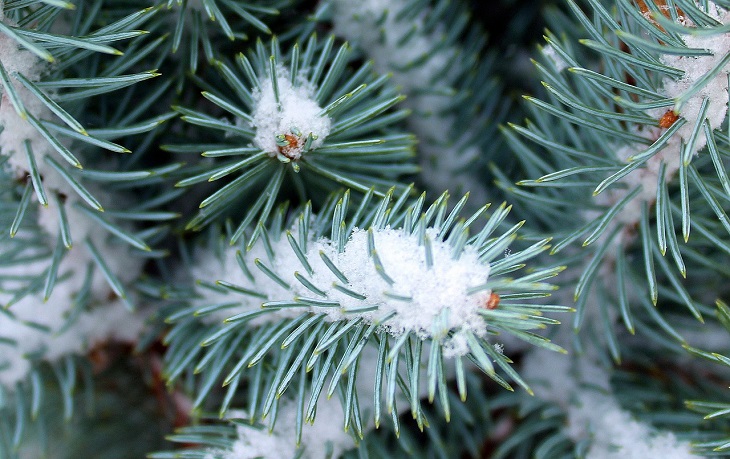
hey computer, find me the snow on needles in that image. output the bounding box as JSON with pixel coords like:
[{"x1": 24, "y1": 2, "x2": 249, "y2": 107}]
[
  {"x1": 0, "y1": 20, "x2": 148, "y2": 387},
  {"x1": 0, "y1": 23, "x2": 54, "y2": 179},
  {"x1": 656, "y1": 1, "x2": 730, "y2": 150},
  {"x1": 204, "y1": 348, "x2": 420, "y2": 459},
  {"x1": 0, "y1": 17, "x2": 84, "y2": 196},
  {"x1": 541, "y1": 44, "x2": 569, "y2": 73},
  {"x1": 569, "y1": 392, "x2": 700, "y2": 459},
  {"x1": 589, "y1": 1, "x2": 730, "y2": 245},
  {"x1": 0, "y1": 187, "x2": 146, "y2": 387},
  {"x1": 251, "y1": 65, "x2": 330, "y2": 160},
  {"x1": 523, "y1": 348, "x2": 700, "y2": 459},
  {"x1": 204, "y1": 398, "x2": 354, "y2": 459},
  {"x1": 191, "y1": 226, "x2": 491, "y2": 357},
  {"x1": 0, "y1": 248, "x2": 144, "y2": 387}
]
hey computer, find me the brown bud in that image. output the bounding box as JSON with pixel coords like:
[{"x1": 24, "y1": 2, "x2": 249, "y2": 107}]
[
  {"x1": 658, "y1": 110, "x2": 679, "y2": 128},
  {"x1": 486, "y1": 292, "x2": 500, "y2": 310}
]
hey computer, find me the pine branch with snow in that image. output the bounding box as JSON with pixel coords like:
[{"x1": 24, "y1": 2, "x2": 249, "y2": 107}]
[
  {"x1": 2, "y1": 0, "x2": 730, "y2": 457},
  {"x1": 160, "y1": 189, "x2": 568, "y2": 447},
  {"x1": 166, "y1": 34, "x2": 416, "y2": 239},
  {"x1": 0, "y1": 3, "x2": 178, "y2": 450},
  {"x1": 506, "y1": 0, "x2": 730, "y2": 341}
]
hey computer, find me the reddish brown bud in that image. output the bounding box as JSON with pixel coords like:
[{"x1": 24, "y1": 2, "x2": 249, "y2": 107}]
[
  {"x1": 486, "y1": 292, "x2": 500, "y2": 310},
  {"x1": 658, "y1": 110, "x2": 679, "y2": 128}
]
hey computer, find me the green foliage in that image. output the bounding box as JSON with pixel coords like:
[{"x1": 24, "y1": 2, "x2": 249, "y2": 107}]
[
  {"x1": 504, "y1": 0, "x2": 730, "y2": 342},
  {"x1": 0, "y1": 0, "x2": 729, "y2": 457},
  {"x1": 167, "y1": 34, "x2": 416, "y2": 239},
  {"x1": 161, "y1": 190, "x2": 567, "y2": 434}
]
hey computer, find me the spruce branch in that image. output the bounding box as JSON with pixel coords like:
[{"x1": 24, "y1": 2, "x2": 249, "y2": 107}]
[
  {"x1": 161, "y1": 187, "x2": 568, "y2": 452},
  {"x1": 0, "y1": 3, "x2": 157, "y2": 177},
  {"x1": 168, "y1": 34, "x2": 416, "y2": 242},
  {"x1": 0, "y1": 5, "x2": 179, "y2": 449},
  {"x1": 504, "y1": 0, "x2": 730, "y2": 340},
  {"x1": 103, "y1": 0, "x2": 287, "y2": 92}
]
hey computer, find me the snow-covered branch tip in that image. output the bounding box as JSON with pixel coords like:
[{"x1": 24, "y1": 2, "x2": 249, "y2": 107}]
[
  {"x1": 168, "y1": 34, "x2": 416, "y2": 236},
  {"x1": 252, "y1": 64, "x2": 330, "y2": 162},
  {"x1": 522, "y1": 0, "x2": 730, "y2": 244},
  {"x1": 507, "y1": 0, "x2": 730, "y2": 324},
  {"x1": 162, "y1": 188, "x2": 570, "y2": 427},
  {"x1": 523, "y1": 345, "x2": 702, "y2": 459},
  {"x1": 190, "y1": 188, "x2": 564, "y2": 354}
]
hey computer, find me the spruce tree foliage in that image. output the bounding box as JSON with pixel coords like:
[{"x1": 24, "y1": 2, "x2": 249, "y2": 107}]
[{"x1": 0, "y1": 1, "x2": 728, "y2": 459}]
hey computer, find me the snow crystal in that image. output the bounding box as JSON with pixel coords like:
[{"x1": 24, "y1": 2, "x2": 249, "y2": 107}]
[
  {"x1": 191, "y1": 226, "x2": 492, "y2": 356},
  {"x1": 319, "y1": 228, "x2": 490, "y2": 353},
  {"x1": 251, "y1": 66, "x2": 330, "y2": 160},
  {"x1": 542, "y1": 44, "x2": 569, "y2": 72}
]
